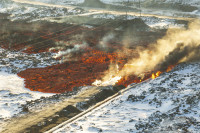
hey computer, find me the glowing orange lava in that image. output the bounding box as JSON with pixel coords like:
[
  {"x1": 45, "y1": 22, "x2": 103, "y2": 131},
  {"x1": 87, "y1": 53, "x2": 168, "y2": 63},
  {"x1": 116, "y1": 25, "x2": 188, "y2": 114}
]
[
  {"x1": 17, "y1": 49, "x2": 124, "y2": 93},
  {"x1": 117, "y1": 65, "x2": 176, "y2": 87},
  {"x1": 0, "y1": 21, "x2": 177, "y2": 93}
]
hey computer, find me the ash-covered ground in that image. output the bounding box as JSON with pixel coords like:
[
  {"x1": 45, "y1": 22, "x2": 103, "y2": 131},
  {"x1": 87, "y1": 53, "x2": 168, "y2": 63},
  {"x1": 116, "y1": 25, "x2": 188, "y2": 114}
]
[{"x1": 57, "y1": 61, "x2": 200, "y2": 133}]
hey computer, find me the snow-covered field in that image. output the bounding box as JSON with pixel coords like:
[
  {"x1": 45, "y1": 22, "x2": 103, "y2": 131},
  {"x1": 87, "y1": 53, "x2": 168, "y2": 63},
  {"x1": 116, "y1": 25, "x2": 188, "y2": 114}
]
[
  {"x1": 0, "y1": 48, "x2": 59, "y2": 128},
  {"x1": 0, "y1": 0, "x2": 87, "y2": 22},
  {"x1": 0, "y1": 48, "x2": 59, "y2": 74},
  {"x1": 13, "y1": 0, "x2": 200, "y2": 6},
  {"x1": 0, "y1": 72, "x2": 53, "y2": 119},
  {"x1": 56, "y1": 62, "x2": 200, "y2": 133},
  {"x1": 0, "y1": 0, "x2": 200, "y2": 22},
  {"x1": 91, "y1": 13, "x2": 179, "y2": 29},
  {"x1": 0, "y1": 72, "x2": 54, "y2": 131}
]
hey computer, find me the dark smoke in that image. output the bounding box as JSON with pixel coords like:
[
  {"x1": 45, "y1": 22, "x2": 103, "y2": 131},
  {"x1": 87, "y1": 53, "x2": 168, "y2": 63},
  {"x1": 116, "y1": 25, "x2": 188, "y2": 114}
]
[{"x1": 156, "y1": 43, "x2": 189, "y2": 71}]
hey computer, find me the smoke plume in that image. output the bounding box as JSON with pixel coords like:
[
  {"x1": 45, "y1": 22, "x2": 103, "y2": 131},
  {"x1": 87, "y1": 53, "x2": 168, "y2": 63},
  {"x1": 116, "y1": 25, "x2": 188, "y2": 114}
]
[
  {"x1": 101, "y1": 20, "x2": 200, "y2": 83},
  {"x1": 51, "y1": 40, "x2": 88, "y2": 62},
  {"x1": 98, "y1": 33, "x2": 116, "y2": 51}
]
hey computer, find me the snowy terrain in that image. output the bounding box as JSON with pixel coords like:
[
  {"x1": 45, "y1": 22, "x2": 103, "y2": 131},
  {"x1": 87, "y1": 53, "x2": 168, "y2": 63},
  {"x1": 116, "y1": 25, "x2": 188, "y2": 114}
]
[
  {"x1": 0, "y1": 0, "x2": 200, "y2": 22},
  {"x1": 14, "y1": 0, "x2": 200, "y2": 6},
  {"x1": 90, "y1": 13, "x2": 180, "y2": 29},
  {"x1": 0, "y1": 48, "x2": 59, "y2": 129},
  {"x1": 56, "y1": 62, "x2": 200, "y2": 133},
  {"x1": 0, "y1": 72, "x2": 53, "y2": 119},
  {"x1": 0, "y1": 0, "x2": 199, "y2": 132},
  {"x1": 0, "y1": 0, "x2": 87, "y2": 22},
  {"x1": 0, "y1": 48, "x2": 59, "y2": 74}
]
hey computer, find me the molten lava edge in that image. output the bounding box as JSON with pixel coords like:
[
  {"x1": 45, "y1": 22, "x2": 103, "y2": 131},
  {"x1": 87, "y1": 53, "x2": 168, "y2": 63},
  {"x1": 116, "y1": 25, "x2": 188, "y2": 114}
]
[
  {"x1": 1, "y1": 19, "x2": 175, "y2": 93},
  {"x1": 17, "y1": 50, "x2": 121, "y2": 93},
  {"x1": 116, "y1": 65, "x2": 176, "y2": 87},
  {"x1": 18, "y1": 52, "x2": 175, "y2": 93}
]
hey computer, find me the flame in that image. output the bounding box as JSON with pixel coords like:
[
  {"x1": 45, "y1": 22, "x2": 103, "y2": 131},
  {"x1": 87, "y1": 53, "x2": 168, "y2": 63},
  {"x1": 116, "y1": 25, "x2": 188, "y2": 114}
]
[
  {"x1": 152, "y1": 65, "x2": 175, "y2": 80},
  {"x1": 93, "y1": 76, "x2": 122, "y2": 86},
  {"x1": 17, "y1": 48, "x2": 126, "y2": 93},
  {"x1": 166, "y1": 65, "x2": 175, "y2": 72},
  {"x1": 151, "y1": 71, "x2": 161, "y2": 79},
  {"x1": 151, "y1": 73, "x2": 156, "y2": 79},
  {"x1": 13, "y1": 18, "x2": 195, "y2": 93}
]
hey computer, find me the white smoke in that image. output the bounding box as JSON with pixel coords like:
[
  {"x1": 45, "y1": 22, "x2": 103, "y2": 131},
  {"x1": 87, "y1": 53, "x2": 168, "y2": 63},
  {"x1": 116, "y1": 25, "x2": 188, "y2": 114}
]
[{"x1": 96, "y1": 20, "x2": 200, "y2": 85}]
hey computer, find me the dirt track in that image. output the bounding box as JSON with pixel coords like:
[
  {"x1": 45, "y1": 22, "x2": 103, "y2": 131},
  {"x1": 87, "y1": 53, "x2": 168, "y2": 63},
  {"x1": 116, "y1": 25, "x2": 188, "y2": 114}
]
[
  {"x1": 12, "y1": 0, "x2": 196, "y2": 21},
  {"x1": 2, "y1": 1, "x2": 197, "y2": 132},
  {"x1": 2, "y1": 87, "x2": 100, "y2": 133}
]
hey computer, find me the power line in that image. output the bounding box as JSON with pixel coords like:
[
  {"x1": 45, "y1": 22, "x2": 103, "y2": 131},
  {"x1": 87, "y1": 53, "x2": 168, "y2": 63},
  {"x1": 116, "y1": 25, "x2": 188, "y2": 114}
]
[
  {"x1": 0, "y1": 24, "x2": 78, "y2": 46},
  {"x1": 19, "y1": 19, "x2": 122, "y2": 53},
  {"x1": 0, "y1": 10, "x2": 125, "y2": 53},
  {"x1": 126, "y1": 0, "x2": 129, "y2": 20},
  {"x1": 139, "y1": 0, "x2": 141, "y2": 17}
]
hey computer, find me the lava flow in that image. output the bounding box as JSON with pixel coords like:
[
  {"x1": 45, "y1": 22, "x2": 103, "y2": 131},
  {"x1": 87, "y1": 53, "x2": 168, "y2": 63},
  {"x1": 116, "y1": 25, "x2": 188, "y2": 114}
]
[
  {"x1": 18, "y1": 49, "x2": 175, "y2": 93},
  {"x1": 17, "y1": 49, "x2": 125, "y2": 93},
  {"x1": 5, "y1": 17, "x2": 195, "y2": 94},
  {"x1": 116, "y1": 64, "x2": 176, "y2": 88}
]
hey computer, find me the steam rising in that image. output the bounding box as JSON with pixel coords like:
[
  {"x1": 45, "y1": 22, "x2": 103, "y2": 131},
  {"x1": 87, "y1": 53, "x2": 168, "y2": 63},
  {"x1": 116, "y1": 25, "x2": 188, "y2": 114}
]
[
  {"x1": 51, "y1": 40, "x2": 88, "y2": 62},
  {"x1": 98, "y1": 33, "x2": 115, "y2": 51},
  {"x1": 101, "y1": 20, "x2": 200, "y2": 83},
  {"x1": 48, "y1": 19, "x2": 200, "y2": 86}
]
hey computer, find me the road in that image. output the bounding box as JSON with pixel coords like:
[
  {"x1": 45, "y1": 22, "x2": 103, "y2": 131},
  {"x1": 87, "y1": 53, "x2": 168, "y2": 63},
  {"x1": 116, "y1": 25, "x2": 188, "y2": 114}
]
[
  {"x1": 2, "y1": 0, "x2": 198, "y2": 132},
  {"x1": 12, "y1": 0, "x2": 198, "y2": 21},
  {"x1": 1, "y1": 87, "x2": 101, "y2": 133}
]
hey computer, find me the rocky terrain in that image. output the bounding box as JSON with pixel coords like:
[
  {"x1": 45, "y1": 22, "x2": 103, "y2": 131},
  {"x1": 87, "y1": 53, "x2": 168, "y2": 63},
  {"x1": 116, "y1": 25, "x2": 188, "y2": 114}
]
[
  {"x1": 57, "y1": 61, "x2": 200, "y2": 133},
  {"x1": 0, "y1": 0, "x2": 87, "y2": 22},
  {"x1": 0, "y1": 47, "x2": 58, "y2": 129},
  {"x1": 0, "y1": 48, "x2": 58, "y2": 74},
  {"x1": 0, "y1": 0, "x2": 199, "y2": 133}
]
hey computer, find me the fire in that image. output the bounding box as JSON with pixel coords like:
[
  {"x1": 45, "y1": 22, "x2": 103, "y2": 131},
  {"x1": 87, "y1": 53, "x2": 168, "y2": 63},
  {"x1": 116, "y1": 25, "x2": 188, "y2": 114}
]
[
  {"x1": 93, "y1": 76, "x2": 122, "y2": 86},
  {"x1": 17, "y1": 49, "x2": 125, "y2": 93},
  {"x1": 151, "y1": 65, "x2": 176, "y2": 80},
  {"x1": 7, "y1": 19, "x2": 182, "y2": 93},
  {"x1": 151, "y1": 71, "x2": 161, "y2": 79},
  {"x1": 151, "y1": 73, "x2": 156, "y2": 79},
  {"x1": 116, "y1": 64, "x2": 176, "y2": 87},
  {"x1": 167, "y1": 65, "x2": 175, "y2": 72}
]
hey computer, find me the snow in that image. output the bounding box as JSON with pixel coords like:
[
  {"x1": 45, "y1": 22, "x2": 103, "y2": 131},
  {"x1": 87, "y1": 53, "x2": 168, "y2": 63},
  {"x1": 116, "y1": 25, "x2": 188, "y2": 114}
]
[
  {"x1": 25, "y1": 0, "x2": 84, "y2": 5},
  {"x1": 0, "y1": 48, "x2": 60, "y2": 131},
  {"x1": 0, "y1": 0, "x2": 200, "y2": 22},
  {"x1": 0, "y1": 48, "x2": 58, "y2": 123},
  {"x1": 0, "y1": 72, "x2": 53, "y2": 119},
  {"x1": 0, "y1": 0, "x2": 87, "y2": 22},
  {"x1": 0, "y1": 48, "x2": 59, "y2": 74},
  {"x1": 56, "y1": 62, "x2": 200, "y2": 133},
  {"x1": 17, "y1": 0, "x2": 200, "y2": 6},
  {"x1": 0, "y1": 0, "x2": 199, "y2": 132}
]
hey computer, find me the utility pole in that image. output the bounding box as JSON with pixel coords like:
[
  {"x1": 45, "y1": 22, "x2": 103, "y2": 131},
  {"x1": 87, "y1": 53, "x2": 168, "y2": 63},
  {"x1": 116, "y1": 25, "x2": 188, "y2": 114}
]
[
  {"x1": 139, "y1": 0, "x2": 141, "y2": 17},
  {"x1": 126, "y1": 0, "x2": 129, "y2": 20}
]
